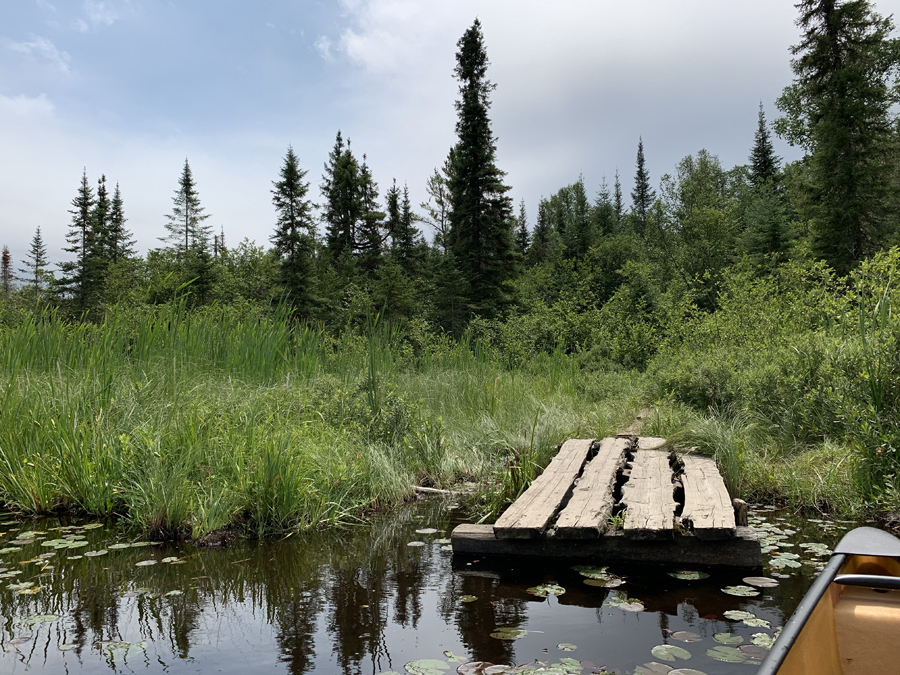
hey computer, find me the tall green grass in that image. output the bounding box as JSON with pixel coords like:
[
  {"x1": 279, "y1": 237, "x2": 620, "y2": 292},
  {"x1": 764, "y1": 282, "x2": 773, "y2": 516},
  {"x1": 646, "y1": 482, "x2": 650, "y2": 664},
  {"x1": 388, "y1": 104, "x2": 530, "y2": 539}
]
[{"x1": 0, "y1": 301, "x2": 640, "y2": 537}]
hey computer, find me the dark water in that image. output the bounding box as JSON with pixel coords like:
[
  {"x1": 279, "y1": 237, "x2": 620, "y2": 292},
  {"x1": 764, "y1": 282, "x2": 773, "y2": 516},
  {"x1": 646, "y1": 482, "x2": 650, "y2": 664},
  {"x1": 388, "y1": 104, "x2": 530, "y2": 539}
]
[{"x1": 0, "y1": 499, "x2": 862, "y2": 675}]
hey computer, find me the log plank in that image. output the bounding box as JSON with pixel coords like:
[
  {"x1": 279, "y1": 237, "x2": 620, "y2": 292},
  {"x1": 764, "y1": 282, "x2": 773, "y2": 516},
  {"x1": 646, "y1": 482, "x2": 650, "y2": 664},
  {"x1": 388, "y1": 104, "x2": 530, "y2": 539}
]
[
  {"x1": 622, "y1": 449, "x2": 677, "y2": 540},
  {"x1": 493, "y1": 438, "x2": 594, "y2": 539},
  {"x1": 555, "y1": 437, "x2": 630, "y2": 539},
  {"x1": 680, "y1": 454, "x2": 736, "y2": 540}
]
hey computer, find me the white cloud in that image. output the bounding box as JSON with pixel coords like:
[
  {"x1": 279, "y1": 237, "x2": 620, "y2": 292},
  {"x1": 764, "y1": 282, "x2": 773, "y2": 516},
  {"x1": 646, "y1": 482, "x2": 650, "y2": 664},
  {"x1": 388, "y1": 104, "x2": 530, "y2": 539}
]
[
  {"x1": 0, "y1": 93, "x2": 55, "y2": 117},
  {"x1": 4, "y1": 35, "x2": 72, "y2": 74},
  {"x1": 35, "y1": 0, "x2": 58, "y2": 13},
  {"x1": 74, "y1": 0, "x2": 130, "y2": 31},
  {"x1": 314, "y1": 35, "x2": 334, "y2": 62}
]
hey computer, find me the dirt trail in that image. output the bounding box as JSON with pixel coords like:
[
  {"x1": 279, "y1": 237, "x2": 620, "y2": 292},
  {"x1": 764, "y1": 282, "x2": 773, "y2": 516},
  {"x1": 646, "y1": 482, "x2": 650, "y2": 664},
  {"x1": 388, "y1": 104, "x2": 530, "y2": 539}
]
[{"x1": 619, "y1": 408, "x2": 655, "y2": 436}]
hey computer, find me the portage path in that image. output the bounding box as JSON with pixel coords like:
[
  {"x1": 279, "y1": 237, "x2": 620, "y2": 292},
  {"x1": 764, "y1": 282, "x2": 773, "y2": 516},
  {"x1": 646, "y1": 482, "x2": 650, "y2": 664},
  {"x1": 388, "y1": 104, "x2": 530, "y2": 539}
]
[{"x1": 451, "y1": 436, "x2": 761, "y2": 567}]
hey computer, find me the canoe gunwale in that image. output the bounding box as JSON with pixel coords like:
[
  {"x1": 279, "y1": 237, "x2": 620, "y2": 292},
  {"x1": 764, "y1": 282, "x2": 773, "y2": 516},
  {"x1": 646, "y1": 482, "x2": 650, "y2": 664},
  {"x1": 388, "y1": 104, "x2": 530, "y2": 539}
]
[{"x1": 754, "y1": 553, "x2": 846, "y2": 675}]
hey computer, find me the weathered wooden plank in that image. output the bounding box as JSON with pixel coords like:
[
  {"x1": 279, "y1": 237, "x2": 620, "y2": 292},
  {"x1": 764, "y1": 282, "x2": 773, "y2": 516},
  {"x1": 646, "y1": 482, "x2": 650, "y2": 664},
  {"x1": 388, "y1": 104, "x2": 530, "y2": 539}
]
[
  {"x1": 680, "y1": 454, "x2": 736, "y2": 540},
  {"x1": 451, "y1": 524, "x2": 762, "y2": 567},
  {"x1": 622, "y1": 449, "x2": 677, "y2": 540},
  {"x1": 636, "y1": 436, "x2": 667, "y2": 450},
  {"x1": 555, "y1": 437, "x2": 630, "y2": 539},
  {"x1": 493, "y1": 438, "x2": 594, "y2": 539}
]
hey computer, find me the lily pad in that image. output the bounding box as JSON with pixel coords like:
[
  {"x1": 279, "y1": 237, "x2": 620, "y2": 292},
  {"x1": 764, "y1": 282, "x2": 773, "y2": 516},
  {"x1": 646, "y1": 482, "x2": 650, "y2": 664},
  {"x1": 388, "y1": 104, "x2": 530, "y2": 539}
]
[
  {"x1": 743, "y1": 576, "x2": 778, "y2": 588},
  {"x1": 572, "y1": 565, "x2": 610, "y2": 580},
  {"x1": 743, "y1": 618, "x2": 771, "y2": 628},
  {"x1": 721, "y1": 585, "x2": 760, "y2": 597},
  {"x1": 751, "y1": 633, "x2": 775, "y2": 648},
  {"x1": 8, "y1": 581, "x2": 35, "y2": 591},
  {"x1": 457, "y1": 663, "x2": 502, "y2": 675},
  {"x1": 443, "y1": 651, "x2": 465, "y2": 663},
  {"x1": 8, "y1": 637, "x2": 31, "y2": 645},
  {"x1": 59, "y1": 643, "x2": 78, "y2": 652},
  {"x1": 557, "y1": 643, "x2": 577, "y2": 651},
  {"x1": 407, "y1": 541, "x2": 426, "y2": 547},
  {"x1": 584, "y1": 577, "x2": 625, "y2": 588},
  {"x1": 460, "y1": 595, "x2": 478, "y2": 603},
  {"x1": 769, "y1": 558, "x2": 802, "y2": 569},
  {"x1": 415, "y1": 528, "x2": 439, "y2": 535},
  {"x1": 107, "y1": 543, "x2": 131, "y2": 550},
  {"x1": 0, "y1": 571, "x2": 22, "y2": 578},
  {"x1": 670, "y1": 632, "x2": 702, "y2": 642},
  {"x1": 706, "y1": 646, "x2": 747, "y2": 663},
  {"x1": 667, "y1": 570, "x2": 709, "y2": 581},
  {"x1": 441, "y1": 545, "x2": 453, "y2": 552},
  {"x1": 405, "y1": 659, "x2": 450, "y2": 675},
  {"x1": 634, "y1": 664, "x2": 672, "y2": 675},
  {"x1": 20, "y1": 614, "x2": 58, "y2": 626},
  {"x1": 722, "y1": 610, "x2": 756, "y2": 621},
  {"x1": 650, "y1": 644, "x2": 691, "y2": 662},
  {"x1": 11, "y1": 539, "x2": 34, "y2": 546},
  {"x1": 669, "y1": 671, "x2": 708, "y2": 675},
  {"x1": 619, "y1": 601, "x2": 645, "y2": 612},
  {"x1": 161, "y1": 557, "x2": 180, "y2": 563},
  {"x1": 713, "y1": 633, "x2": 743, "y2": 644},
  {"x1": 164, "y1": 590, "x2": 184, "y2": 597},
  {"x1": 81, "y1": 523, "x2": 103, "y2": 530},
  {"x1": 739, "y1": 644, "x2": 769, "y2": 659},
  {"x1": 17, "y1": 586, "x2": 42, "y2": 595},
  {"x1": 490, "y1": 627, "x2": 527, "y2": 641},
  {"x1": 84, "y1": 550, "x2": 108, "y2": 557},
  {"x1": 0, "y1": 547, "x2": 21, "y2": 554},
  {"x1": 135, "y1": 560, "x2": 157, "y2": 567},
  {"x1": 527, "y1": 584, "x2": 565, "y2": 597},
  {"x1": 435, "y1": 538, "x2": 451, "y2": 545}
]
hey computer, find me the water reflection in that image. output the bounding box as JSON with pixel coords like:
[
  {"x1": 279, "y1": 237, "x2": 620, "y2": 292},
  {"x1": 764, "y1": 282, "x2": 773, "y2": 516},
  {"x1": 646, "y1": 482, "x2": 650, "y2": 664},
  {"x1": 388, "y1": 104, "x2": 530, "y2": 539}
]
[{"x1": 0, "y1": 502, "x2": 861, "y2": 674}]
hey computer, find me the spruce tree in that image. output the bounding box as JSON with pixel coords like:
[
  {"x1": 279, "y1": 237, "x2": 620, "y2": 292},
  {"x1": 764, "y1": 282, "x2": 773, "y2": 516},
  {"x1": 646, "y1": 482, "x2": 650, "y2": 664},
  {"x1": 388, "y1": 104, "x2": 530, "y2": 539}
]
[
  {"x1": 750, "y1": 103, "x2": 781, "y2": 188},
  {"x1": 321, "y1": 131, "x2": 363, "y2": 262},
  {"x1": 0, "y1": 246, "x2": 13, "y2": 296},
  {"x1": 738, "y1": 183, "x2": 795, "y2": 269},
  {"x1": 527, "y1": 199, "x2": 551, "y2": 266},
  {"x1": 356, "y1": 156, "x2": 386, "y2": 274},
  {"x1": 162, "y1": 158, "x2": 211, "y2": 256},
  {"x1": 19, "y1": 226, "x2": 48, "y2": 291},
  {"x1": 514, "y1": 199, "x2": 530, "y2": 257},
  {"x1": 775, "y1": 0, "x2": 899, "y2": 273},
  {"x1": 594, "y1": 177, "x2": 617, "y2": 237},
  {"x1": 394, "y1": 183, "x2": 422, "y2": 274},
  {"x1": 58, "y1": 169, "x2": 98, "y2": 310},
  {"x1": 107, "y1": 182, "x2": 135, "y2": 263},
  {"x1": 447, "y1": 19, "x2": 516, "y2": 317},
  {"x1": 613, "y1": 170, "x2": 624, "y2": 227},
  {"x1": 271, "y1": 145, "x2": 317, "y2": 313},
  {"x1": 631, "y1": 138, "x2": 655, "y2": 237},
  {"x1": 421, "y1": 166, "x2": 451, "y2": 252}
]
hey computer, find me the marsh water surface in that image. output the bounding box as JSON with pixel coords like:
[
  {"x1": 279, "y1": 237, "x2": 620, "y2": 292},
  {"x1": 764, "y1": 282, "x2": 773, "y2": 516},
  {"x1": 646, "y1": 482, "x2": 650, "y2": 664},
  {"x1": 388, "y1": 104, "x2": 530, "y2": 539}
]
[{"x1": 0, "y1": 499, "x2": 861, "y2": 675}]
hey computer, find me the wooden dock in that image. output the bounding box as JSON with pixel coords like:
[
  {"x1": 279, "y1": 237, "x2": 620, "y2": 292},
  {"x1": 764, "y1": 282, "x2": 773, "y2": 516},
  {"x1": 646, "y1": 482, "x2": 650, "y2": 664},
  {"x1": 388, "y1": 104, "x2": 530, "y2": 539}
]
[{"x1": 451, "y1": 436, "x2": 761, "y2": 567}]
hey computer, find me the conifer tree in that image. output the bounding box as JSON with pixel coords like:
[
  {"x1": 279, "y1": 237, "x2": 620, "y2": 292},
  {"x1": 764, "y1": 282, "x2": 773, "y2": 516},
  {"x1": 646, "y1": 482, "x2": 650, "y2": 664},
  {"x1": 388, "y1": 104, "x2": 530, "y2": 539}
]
[
  {"x1": 613, "y1": 170, "x2": 624, "y2": 226},
  {"x1": 738, "y1": 183, "x2": 795, "y2": 269},
  {"x1": 58, "y1": 169, "x2": 98, "y2": 310},
  {"x1": 527, "y1": 199, "x2": 551, "y2": 266},
  {"x1": 271, "y1": 145, "x2": 317, "y2": 313},
  {"x1": 421, "y1": 166, "x2": 451, "y2": 252},
  {"x1": 448, "y1": 19, "x2": 516, "y2": 316},
  {"x1": 775, "y1": 0, "x2": 899, "y2": 273},
  {"x1": 0, "y1": 246, "x2": 13, "y2": 296},
  {"x1": 19, "y1": 226, "x2": 48, "y2": 291},
  {"x1": 631, "y1": 138, "x2": 655, "y2": 237},
  {"x1": 162, "y1": 158, "x2": 211, "y2": 256},
  {"x1": 107, "y1": 182, "x2": 135, "y2": 263},
  {"x1": 750, "y1": 103, "x2": 781, "y2": 188},
  {"x1": 514, "y1": 199, "x2": 530, "y2": 256},
  {"x1": 321, "y1": 131, "x2": 363, "y2": 262},
  {"x1": 356, "y1": 156, "x2": 386, "y2": 274},
  {"x1": 594, "y1": 177, "x2": 617, "y2": 237},
  {"x1": 391, "y1": 183, "x2": 422, "y2": 274},
  {"x1": 447, "y1": 19, "x2": 516, "y2": 317}
]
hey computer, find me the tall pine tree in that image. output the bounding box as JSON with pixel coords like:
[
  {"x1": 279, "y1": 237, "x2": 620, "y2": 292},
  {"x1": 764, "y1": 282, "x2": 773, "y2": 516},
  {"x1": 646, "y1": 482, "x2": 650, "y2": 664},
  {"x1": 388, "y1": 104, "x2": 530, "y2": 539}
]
[
  {"x1": 107, "y1": 182, "x2": 135, "y2": 264},
  {"x1": 321, "y1": 131, "x2": 363, "y2": 263},
  {"x1": 514, "y1": 199, "x2": 530, "y2": 257},
  {"x1": 0, "y1": 246, "x2": 13, "y2": 296},
  {"x1": 162, "y1": 158, "x2": 212, "y2": 256},
  {"x1": 19, "y1": 226, "x2": 48, "y2": 292},
  {"x1": 447, "y1": 19, "x2": 516, "y2": 317},
  {"x1": 271, "y1": 145, "x2": 317, "y2": 314},
  {"x1": 775, "y1": 0, "x2": 899, "y2": 273},
  {"x1": 750, "y1": 103, "x2": 781, "y2": 188},
  {"x1": 631, "y1": 138, "x2": 655, "y2": 237},
  {"x1": 58, "y1": 169, "x2": 98, "y2": 311}
]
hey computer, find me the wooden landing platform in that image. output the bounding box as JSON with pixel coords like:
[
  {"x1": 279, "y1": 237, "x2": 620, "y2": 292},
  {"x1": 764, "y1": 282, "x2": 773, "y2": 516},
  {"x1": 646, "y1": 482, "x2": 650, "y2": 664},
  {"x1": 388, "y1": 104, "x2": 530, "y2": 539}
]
[{"x1": 452, "y1": 436, "x2": 760, "y2": 567}]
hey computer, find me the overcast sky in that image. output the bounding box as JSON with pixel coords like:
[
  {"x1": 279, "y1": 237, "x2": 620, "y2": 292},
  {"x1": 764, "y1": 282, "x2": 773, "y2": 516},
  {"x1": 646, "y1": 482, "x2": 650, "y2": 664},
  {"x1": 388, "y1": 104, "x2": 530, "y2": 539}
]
[{"x1": 3, "y1": 0, "x2": 900, "y2": 265}]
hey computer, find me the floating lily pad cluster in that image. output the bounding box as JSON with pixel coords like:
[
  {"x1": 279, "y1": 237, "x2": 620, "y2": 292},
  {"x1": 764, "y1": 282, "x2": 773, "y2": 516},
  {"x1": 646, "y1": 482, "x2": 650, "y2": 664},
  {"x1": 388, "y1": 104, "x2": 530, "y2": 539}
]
[
  {"x1": 602, "y1": 590, "x2": 644, "y2": 612},
  {"x1": 748, "y1": 509, "x2": 844, "y2": 575},
  {"x1": 572, "y1": 565, "x2": 625, "y2": 588},
  {"x1": 526, "y1": 584, "x2": 566, "y2": 598}
]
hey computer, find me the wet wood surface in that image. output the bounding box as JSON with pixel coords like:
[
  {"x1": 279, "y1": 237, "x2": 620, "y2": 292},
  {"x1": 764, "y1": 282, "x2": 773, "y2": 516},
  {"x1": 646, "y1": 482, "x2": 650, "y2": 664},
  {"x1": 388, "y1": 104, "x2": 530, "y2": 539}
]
[{"x1": 680, "y1": 454, "x2": 736, "y2": 540}]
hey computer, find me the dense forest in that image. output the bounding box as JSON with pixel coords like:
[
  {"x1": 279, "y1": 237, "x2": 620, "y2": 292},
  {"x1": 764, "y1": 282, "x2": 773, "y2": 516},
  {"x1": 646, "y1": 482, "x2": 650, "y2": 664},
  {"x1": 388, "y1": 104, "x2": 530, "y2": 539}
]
[{"x1": 2, "y1": 1, "x2": 900, "y2": 535}]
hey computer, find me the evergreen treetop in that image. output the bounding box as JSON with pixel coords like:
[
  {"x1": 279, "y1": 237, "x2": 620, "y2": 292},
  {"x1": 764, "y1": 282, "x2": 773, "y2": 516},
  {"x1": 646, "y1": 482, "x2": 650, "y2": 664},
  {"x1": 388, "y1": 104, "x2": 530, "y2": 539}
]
[
  {"x1": 162, "y1": 158, "x2": 212, "y2": 255},
  {"x1": 749, "y1": 102, "x2": 781, "y2": 188},
  {"x1": 631, "y1": 138, "x2": 655, "y2": 236}
]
